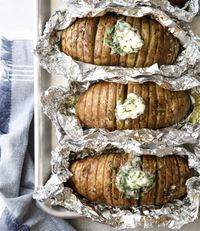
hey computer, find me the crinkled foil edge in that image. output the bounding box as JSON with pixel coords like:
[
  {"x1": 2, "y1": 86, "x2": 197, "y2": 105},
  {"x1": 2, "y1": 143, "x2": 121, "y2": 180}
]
[
  {"x1": 35, "y1": 5, "x2": 200, "y2": 90},
  {"x1": 61, "y1": 0, "x2": 199, "y2": 22},
  {"x1": 33, "y1": 141, "x2": 200, "y2": 229},
  {"x1": 37, "y1": 83, "x2": 200, "y2": 229},
  {"x1": 34, "y1": 1, "x2": 200, "y2": 229},
  {"x1": 40, "y1": 83, "x2": 200, "y2": 156}
]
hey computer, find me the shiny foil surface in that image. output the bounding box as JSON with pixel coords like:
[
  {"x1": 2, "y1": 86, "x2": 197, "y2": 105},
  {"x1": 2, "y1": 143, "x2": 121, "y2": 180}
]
[
  {"x1": 35, "y1": 5, "x2": 200, "y2": 89},
  {"x1": 34, "y1": 1, "x2": 200, "y2": 229},
  {"x1": 40, "y1": 82, "x2": 200, "y2": 151},
  {"x1": 33, "y1": 140, "x2": 200, "y2": 229},
  {"x1": 33, "y1": 81, "x2": 200, "y2": 229},
  {"x1": 61, "y1": 0, "x2": 199, "y2": 22}
]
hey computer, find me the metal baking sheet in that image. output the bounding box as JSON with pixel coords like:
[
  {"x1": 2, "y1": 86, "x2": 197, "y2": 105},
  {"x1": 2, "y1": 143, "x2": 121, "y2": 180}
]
[
  {"x1": 34, "y1": 0, "x2": 200, "y2": 226},
  {"x1": 34, "y1": 0, "x2": 82, "y2": 218}
]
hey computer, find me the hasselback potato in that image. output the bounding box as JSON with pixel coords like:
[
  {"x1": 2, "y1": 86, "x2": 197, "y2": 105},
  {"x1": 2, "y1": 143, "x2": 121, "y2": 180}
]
[
  {"x1": 76, "y1": 82, "x2": 191, "y2": 130},
  {"x1": 61, "y1": 13, "x2": 180, "y2": 68},
  {"x1": 69, "y1": 153, "x2": 193, "y2": 208}
]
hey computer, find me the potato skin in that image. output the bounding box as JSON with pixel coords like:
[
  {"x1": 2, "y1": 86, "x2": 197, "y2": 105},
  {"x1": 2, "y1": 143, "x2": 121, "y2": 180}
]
[
  {"x1": 61, "y1": 13, "x2": 180, "y2": 68},
  {"x1": 76, "y1": 82, "x2": 191, "y2": 130},
  {"x1": 69, "y1": 153, "x2": 193, "y2": 208}
]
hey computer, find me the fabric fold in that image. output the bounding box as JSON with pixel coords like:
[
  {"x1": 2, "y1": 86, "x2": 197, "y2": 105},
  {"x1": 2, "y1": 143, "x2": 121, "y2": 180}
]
[{"x1": 0, "y1": 38, "x2": 76, "y2": 231}]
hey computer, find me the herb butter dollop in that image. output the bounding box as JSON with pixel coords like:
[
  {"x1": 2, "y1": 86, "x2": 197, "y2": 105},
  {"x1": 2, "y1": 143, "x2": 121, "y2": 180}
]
[
  {"x1": 105, "y1": 20, "x2": 144, "y2": 55},
  {"x1": 115, "y1": 93, "x2": 145, "y2": 120},
  {"x1": 115, "y1": 157, "x2": 156, "y2": 199}
]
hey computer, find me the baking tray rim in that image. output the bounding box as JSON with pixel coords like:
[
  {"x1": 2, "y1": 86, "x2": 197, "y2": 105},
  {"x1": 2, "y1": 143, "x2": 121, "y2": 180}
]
[{"x1": 34, "y1": 0, "x2": 83, "y2": 219}]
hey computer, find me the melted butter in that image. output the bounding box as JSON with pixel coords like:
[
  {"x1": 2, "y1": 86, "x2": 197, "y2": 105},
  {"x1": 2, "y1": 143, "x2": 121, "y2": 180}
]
[
  {"x1": 115, "y1": 157, "x2": 156, "y2": 199},
  {"x1": 115, "y1": 93, "x2": 145, "y2": 120},
  {"x1": 105, "y1": 20, "x2": 144, "y2": 55}
]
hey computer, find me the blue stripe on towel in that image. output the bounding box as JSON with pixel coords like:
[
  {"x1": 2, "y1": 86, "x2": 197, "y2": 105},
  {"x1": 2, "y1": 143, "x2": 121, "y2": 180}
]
[
  {"x1": 0, "y1": 38, "x2": 12, "y2": 134},
  {"x1": 2, "y1": 208, "x2": 30, "y2": 231}
]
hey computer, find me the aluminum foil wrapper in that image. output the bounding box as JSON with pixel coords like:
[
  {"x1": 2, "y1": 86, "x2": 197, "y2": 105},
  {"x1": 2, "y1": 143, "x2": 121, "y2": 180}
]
[
  {"x1": 61, "y1": 0, "x2": 199, "y2": 22},
  {"x1": 35, "y1": 78, "x2": 200, "y2": 229},
  {"x1": 35, "y1": 5, "x2": 200, "y2": 89},
  {"x1": 41, "y1": 81, "x2": 200, "y2": 156},
  {"x1": 33, "y1": 139, "x2": 200, "y2": 229}
]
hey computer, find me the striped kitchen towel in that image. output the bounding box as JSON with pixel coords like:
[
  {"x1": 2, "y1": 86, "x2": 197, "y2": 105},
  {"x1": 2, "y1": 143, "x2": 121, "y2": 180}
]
[{"x1": 0, "y1": 38, "x2": 76, "y2": 231}]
